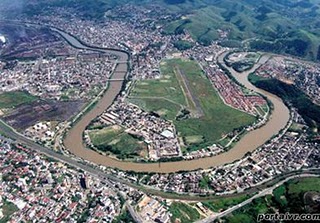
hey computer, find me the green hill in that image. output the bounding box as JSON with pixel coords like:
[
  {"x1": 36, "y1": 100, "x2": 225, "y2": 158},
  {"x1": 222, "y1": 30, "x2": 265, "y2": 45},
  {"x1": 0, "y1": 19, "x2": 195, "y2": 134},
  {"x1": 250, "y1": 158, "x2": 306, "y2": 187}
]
[
  {"x1": 3, "y1": 0, "x2": 320, "y2": 60},
  {"x1": 159, "y1": 0, "x2": 320, "y2": 60}
]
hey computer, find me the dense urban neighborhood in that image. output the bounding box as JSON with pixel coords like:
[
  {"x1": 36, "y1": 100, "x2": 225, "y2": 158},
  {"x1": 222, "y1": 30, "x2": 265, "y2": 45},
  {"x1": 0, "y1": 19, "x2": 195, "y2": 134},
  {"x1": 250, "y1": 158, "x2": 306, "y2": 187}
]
[{"x1": 1, "y1": 1, "x2": 320, "y2": 222}]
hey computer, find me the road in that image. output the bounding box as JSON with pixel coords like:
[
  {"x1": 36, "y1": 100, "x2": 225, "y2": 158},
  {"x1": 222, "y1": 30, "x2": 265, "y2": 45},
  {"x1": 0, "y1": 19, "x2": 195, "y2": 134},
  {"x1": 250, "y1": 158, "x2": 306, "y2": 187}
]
[
  {"x1": 2, "y1": 120, "x2": 320, "y2": 223},
  {"x1": 1, "y1": 116, "x2": 320, "y2": 199},
  {"x1": 1, "y1": 20, "x2": 317, "y2": 223},
  {"x1": 9, "y1": 23, "x2": 289, "y2": 174},
  {"x1": 126, "y1": 202, "x2": 143, "y2": 223},
  {"x1": 196, "y1": 173, "x2": 320, "y2": 223},
  {"x1": 51, "y1": 23, "x2": 291, "y2": 173},
  {"x1": 0, "y1": 119, "x2": 144, "y2": 221}
]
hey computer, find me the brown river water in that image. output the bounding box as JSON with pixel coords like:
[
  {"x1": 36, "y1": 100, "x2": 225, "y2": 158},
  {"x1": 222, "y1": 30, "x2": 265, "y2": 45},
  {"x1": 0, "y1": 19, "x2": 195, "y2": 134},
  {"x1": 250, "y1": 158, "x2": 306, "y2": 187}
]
[{"x1": 58, "y1": 29, "x2": 290, "y2": 173}]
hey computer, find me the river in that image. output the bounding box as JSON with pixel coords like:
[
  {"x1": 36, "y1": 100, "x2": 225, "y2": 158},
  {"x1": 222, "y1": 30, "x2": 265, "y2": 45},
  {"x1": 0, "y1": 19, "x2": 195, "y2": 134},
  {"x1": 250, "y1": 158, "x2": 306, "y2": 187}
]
[{"x1": 58, "y1": 29, "x2": 290, "y2": 173}]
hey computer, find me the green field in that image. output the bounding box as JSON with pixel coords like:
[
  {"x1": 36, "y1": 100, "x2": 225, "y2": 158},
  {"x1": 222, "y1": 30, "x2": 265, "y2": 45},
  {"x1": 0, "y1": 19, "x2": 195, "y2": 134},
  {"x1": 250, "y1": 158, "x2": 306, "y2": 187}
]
[
  {"x1": 129, "y1": 59, "x2": 255, "y2": 151},
  {"x1": 112, "y1": 208, "x2": 135, "y2": 223},
  {"x1": 169, "y1": 202, "x2": 201, "y2": 223},
  {"x1": 88, "y1": 125, "x2": 147, "y2": 159},
  {"x1": 202, "y1": 194, "x2": 250, "y2": 212},
  {"x1": 173, "y1": 40, "x2": 194, "y2": 50},
  {"x1": 0, "y1": 201, "x2": 19, "y2": 223},
  {"x1": 272, "y1": 185, "x2": 288, "y2": 207},
  {"x1": 0, "y1": 91, "x2": 38, "y2": 109},
  {"x1": 223, "y1": 177, "x2": 320, "y2": 222},
  {"x1": 287, "y1": 177, "x2": 320, "y2": 194}
]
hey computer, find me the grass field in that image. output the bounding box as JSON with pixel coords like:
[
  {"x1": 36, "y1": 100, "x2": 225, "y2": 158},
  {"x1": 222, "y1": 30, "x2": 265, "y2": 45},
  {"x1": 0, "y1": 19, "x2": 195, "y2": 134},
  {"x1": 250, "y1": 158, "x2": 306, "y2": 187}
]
[
  {"x1": 184, "y1": 135, "x2": 204, "y2": 145},
  {"x1": 89, "y1": 125, "x2": 123, "y2": 145},
  {"x1": 247, "y1": 73, "x2": 269, "y2": 84},
  {"x1": 169, "y1": 202, "x2": 201, "y2": 223},
  {"x1": 88, "y1": 125, "x2": 147, "y2": 159},
  {"x1": 0, "y1": 91, "x2": 38, "y2": 109},
  {"x1": 129, "y1": 58, "x2": 255, "y2": 151},
  {"x1": 222, "y1": 196, "x2": 271, "y2": 223},
  {"x1": 287, "y1": 177, "x2": 320, "y2": 194},
  {"x1": 128, "y1": 97, "x2": 181, "y2": 121},
  {"x1": 202, "y1": 194, "x2": 249, "y2": 212},
  {"x1": 273, "y1": 185, "x2": 288, "y2": 207},
  {"x1": 0, "y1": 201, "x2": 19, "y2": 223}
]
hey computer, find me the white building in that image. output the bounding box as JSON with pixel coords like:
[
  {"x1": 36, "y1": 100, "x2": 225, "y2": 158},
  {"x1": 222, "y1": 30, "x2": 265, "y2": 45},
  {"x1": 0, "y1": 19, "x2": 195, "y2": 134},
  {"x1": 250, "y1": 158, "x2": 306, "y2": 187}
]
[{"x1": 0, "y1": 35, "x2": 6, "y2": 44}]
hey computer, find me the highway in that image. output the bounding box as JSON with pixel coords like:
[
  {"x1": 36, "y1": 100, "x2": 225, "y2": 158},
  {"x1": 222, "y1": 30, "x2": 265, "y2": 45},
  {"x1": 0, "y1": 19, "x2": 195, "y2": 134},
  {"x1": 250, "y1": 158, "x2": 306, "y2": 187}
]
[
  {"x1": 1, "y1": 118, "x2": 320, "y2": 198},
  {"x1": 195, "y1": 173, "x2": 320, "y2": 223},
  {"x1": 126, "y1": 202, "x2": 143, "y2": 223},
  {"x1": 2, "y1": 120, "x2": 320, "y2": 222},
  {"x1": 0, "y1": 22, "x2": 318, "y2": 222},
  {"x1": 0, "y1": 119, "x2": 145, "y2": 221},
  {"x1": 0, "y1": 119, "x2": 152, "y2": 188}
]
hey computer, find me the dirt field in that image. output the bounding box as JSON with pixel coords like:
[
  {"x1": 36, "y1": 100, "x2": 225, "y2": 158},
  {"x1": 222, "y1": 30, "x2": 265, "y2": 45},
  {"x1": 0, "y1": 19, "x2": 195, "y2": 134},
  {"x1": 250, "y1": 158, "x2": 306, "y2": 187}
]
[{"x1": 3, "y1": 100, "x2": 85, "y2": 130}]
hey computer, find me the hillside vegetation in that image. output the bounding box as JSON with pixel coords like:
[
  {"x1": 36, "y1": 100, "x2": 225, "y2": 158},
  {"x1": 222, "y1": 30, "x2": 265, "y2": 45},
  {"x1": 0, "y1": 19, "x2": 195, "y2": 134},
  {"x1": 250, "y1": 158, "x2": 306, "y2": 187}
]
[
  {"x1": 160, "y1": 0, "x2": 320, "y2": 60},
  {"x1": 3, "y1": 0, "x2": 320, "y2": 61},
  {"x1": 249, "y1": 73, "x2": 320, "y2": 130},
  {"x1": 223, "y1": 177, "x2": 320, "y2": 223}
]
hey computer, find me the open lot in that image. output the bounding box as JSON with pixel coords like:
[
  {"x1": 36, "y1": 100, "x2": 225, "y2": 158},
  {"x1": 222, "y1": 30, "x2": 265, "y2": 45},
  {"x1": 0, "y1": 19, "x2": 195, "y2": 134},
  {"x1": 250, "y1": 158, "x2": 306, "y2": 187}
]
[
  {"x1": 0, "y1": 91, "x2": 38, "y2": 109},
  {"x1": 129, "y1": 58, "x2": 254, "y2": 151},
  {"x1": 202, "y1": 194, "x2": 249, "y2": 212},
  {"x1": 88, "y1": 125, "x2": 148, "y2": 159},
  {"x1": 3, "y1": 99, "x2": 84, "y2": 130},
  {"x1": 169, "y1": 202, "x2": 201, "y2": 223},
  {"x1": 287, "y1": 177, "x2": 320, "y2": 194}
]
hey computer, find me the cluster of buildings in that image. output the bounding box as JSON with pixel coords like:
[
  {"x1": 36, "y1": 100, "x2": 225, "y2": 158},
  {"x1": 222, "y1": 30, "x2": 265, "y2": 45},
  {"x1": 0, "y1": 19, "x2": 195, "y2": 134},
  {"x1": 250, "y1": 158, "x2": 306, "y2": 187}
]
[
  {"x1": 27, "y1": 6, "x2": 172, "y2": 80},
  {"x1": 0, "y1": 137, "x2": 122, "y2": 222},
  {"x1": 93, "y1": 97, "x2": 181, "y2": 160},
  {"x1": 0, "y1": 134, "x2": 187, "y2": 223},
  {"x1": 184, "y1": 144, "x2": 223, "y2": 160},
  {"x1": 255, "y1": 56, "x2": 320, "y2": 103},
  {"x1": 0, "y1": 3, "x2": 319, "y2": 222},
  {"x1": 13, "y1": 7, "x2": 272, "y2": 161},
  {"x1": 137, "y1": 195, "x2": 171, "y2": 223},
  {"x1": 24, "y1": 121, "x2": 55, "y2": 143},
  {"x1": 206, "y1": 63, "x2": 267, "y2": 116},
  {"x1": 180, "y1": 45, "x2": 268, "y2": 117},
  {"x1": 133, "y1": 109, "x2": 319, "y2": 195},
  {"x1": 147, "y1": 171, "x2": 208, "y2": 195},
  {"x1": 3, "y1": 6, "x2": 247, "y2": 162},
  {"x1": 0, "y1": 53, "x2": 114, "y2": 100}
]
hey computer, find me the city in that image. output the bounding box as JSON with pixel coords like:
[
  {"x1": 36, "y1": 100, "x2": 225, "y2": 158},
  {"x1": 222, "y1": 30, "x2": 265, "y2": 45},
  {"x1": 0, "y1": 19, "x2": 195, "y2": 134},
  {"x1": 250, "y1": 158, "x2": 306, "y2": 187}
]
[{"x1": 1, "y1": 0, "x2": 320, "y2": 222}]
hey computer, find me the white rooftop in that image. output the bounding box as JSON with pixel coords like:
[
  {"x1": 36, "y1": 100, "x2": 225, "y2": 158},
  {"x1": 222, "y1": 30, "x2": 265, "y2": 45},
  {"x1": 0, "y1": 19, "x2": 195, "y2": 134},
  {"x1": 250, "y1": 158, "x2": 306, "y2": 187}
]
[
  {"x1": 0, "y1": 35, "x2": 6, "y2": 44},
  {"x1": 161, "y1": 129, "x2": 174, "y2": 139}
]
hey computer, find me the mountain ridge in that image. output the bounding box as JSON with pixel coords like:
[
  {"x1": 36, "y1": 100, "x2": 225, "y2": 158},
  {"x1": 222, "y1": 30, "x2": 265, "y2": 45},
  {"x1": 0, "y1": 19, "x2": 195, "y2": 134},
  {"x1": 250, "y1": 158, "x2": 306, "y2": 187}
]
[{"x1": 1, "y1": 0, "x2": 320, "y2": 61}]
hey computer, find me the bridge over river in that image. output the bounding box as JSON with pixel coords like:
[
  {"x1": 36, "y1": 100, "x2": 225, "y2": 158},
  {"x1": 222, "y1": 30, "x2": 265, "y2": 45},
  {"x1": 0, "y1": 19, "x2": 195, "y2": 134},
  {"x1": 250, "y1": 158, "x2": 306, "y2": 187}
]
[{"x1": 56, "y1": 28, "x2": 290, "y2": 173}]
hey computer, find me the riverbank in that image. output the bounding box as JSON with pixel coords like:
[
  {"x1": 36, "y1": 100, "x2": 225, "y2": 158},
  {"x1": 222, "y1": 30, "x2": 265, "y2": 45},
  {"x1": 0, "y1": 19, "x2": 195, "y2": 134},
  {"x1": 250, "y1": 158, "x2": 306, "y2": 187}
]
[{"x1": 56, "y1": 28, "x2": 290, "y2": 173}]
